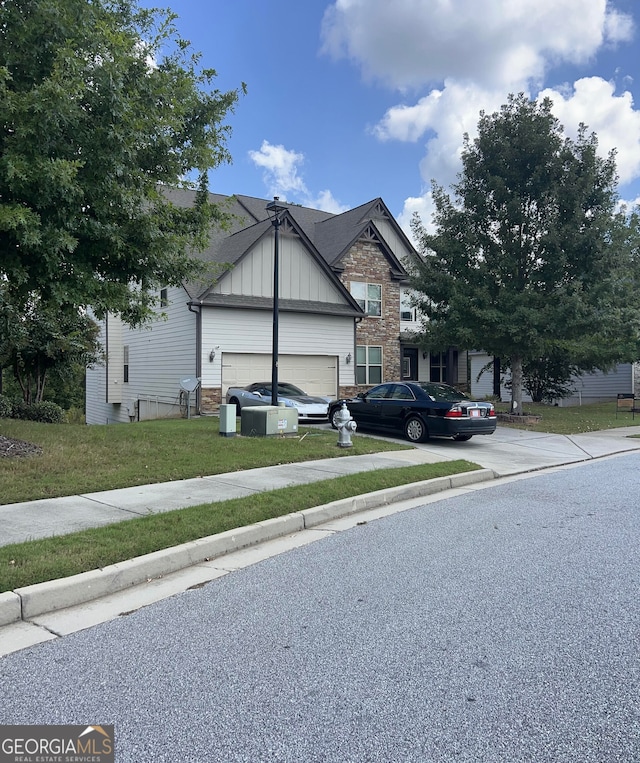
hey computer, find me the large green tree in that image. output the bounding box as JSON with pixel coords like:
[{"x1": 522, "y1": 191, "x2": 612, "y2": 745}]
[
  {"x1": 0, "y1": 0, "x2": 243, "y2": 325},
  {"x1": 0, "y1": 286, "x2": 101, "y2": 404},
  {"x1": 410, "y1": 93, "x2": 640, "y2": 413}
]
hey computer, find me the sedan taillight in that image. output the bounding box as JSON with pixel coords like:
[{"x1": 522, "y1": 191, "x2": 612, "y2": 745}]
[{"x1": 445, "y1": 406, "x2": 463, "y2": 418}]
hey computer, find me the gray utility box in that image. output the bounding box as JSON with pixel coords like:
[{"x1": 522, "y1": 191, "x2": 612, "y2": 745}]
[
  {"x1": 241, "y1": 405, "x2": 299, "y2": 437},
  {"x1": 218, "y1": 403, "x2": 237, "y2": 437}
]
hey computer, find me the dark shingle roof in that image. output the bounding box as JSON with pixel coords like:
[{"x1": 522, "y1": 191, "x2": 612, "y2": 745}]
[{"x1": 163, "y1": 188, "x2": 413, "y2": 300}]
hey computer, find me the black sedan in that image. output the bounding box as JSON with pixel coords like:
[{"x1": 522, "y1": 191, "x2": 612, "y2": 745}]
[{"x1": 329, "y1": 381, "x2": 496, "y2": 443}]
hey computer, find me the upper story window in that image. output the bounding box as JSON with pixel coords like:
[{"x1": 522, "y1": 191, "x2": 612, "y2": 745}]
[
  {"x1": 351, "y1": 281, "x2": 381, "y2": 317},
  {"x1": 400, "y1": 291, "x2": 417, "y2": 322}
]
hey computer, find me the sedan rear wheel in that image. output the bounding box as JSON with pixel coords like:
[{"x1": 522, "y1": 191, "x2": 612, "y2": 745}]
[
  {"x1": 453, "y1": 434, "x2": 472, "y2": 442},
  {"x1": 404, "y1": 415, "x2": 428, "y2": 443}
]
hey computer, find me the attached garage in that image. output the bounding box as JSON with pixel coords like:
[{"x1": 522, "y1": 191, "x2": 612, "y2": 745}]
[{"x1": 222, "y1": 353, "x2": 338, "y2": 398}]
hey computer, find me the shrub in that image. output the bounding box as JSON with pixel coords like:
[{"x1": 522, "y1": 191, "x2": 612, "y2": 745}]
[
  {"x1": 31, "y1": 401, "x2": 65, "y2": 423},
  {"x1": 10, "y1": 400, "x2": 65, "y2": 423},
  {"x1": 10, "y1": 400, "x2": 32, "y2": 420},
  {"x1": 0, "y1": 395, "x2": 12, "y2": 418}
]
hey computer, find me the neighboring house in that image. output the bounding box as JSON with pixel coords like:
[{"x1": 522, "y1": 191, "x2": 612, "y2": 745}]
[
  {"x1": 86, "y1": 190, "x2": 462, "y2": 424},
  {"x1": 469, "y1": 350, "x2": 637, "y2": 405}
]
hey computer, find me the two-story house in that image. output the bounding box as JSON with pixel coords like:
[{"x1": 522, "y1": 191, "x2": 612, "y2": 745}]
[{"x1": 86, "y1": 190, "x2": 465, "y2": 424}]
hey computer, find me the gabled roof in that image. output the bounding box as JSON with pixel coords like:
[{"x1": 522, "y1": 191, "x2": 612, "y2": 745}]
[
  {"x1": 164, "y1": 188, "x2": 415, "y2": 299},
  {"x1": 195, "y1": 207, "x2": 364, "y2": 316}
]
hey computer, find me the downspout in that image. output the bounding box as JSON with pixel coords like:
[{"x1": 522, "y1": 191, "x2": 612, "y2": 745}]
[
  {"x1": 188, "y1": 301, "x2": 203, "y2": 414},
  {"x1": 352, "y1": 316, "x2": 363, "y2": 390}
]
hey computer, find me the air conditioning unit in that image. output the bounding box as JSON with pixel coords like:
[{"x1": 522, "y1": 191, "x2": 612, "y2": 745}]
[{"x1": 240, "y1": 406, "x2": 298, "y2": 437}]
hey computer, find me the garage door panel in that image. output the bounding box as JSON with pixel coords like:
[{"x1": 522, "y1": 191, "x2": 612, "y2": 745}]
[{"x1": 222, "y1": 354, "x2": 337, "y2": 398}]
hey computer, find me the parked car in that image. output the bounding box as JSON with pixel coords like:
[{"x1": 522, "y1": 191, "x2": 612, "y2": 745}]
[
  {"x1": 225, "y1": 382, "x2": 330, "y2": 422},
  {"x1": 329, "y1": 381, "x2": 496, "y2": 443}
]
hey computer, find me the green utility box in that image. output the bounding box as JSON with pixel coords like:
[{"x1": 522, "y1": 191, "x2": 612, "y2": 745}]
[{"x1": 240, "y1": 405, "x2": 299, "y2": 437}]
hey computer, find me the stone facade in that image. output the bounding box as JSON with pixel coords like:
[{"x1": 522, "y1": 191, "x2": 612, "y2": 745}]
[
  {"x1": 201, "y1": 386, "x2": 222, "y2": 413},
  {"x1": 338, "y1": 240, "x2": 402, "y2": 386}
]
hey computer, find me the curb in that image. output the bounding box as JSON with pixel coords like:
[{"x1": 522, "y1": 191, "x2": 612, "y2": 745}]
[{"x1": 0, "y1": 469, "x2": 495, "y2": 626}]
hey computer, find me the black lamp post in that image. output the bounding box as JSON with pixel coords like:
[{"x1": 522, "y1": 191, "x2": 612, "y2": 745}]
[{"x1": 266, "y1": 197, "x2": 287, "y2": 406}]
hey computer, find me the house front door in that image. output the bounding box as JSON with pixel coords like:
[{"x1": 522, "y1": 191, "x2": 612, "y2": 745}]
[{"x1": 402, "y1": 348, "x2": 419, "y2": 381}]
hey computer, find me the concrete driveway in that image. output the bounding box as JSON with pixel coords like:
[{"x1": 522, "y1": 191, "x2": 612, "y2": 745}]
[{"x1": 409, "y1": 423, "x2": 640, "y2": 475}]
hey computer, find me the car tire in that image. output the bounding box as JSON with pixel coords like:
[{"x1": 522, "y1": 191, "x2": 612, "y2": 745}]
[
  {"x1": 404, "y1": 415, "x2": 428, "y2": 443},
  {"x1": 453, "y1": 434, "x2": 472, "y2": 442},
  {"x1": 329, "y1": 406, "x2": 341, "y2": 430},
  {"x1": 227, "y1": 397, "x2": 240, "y2": 415}
]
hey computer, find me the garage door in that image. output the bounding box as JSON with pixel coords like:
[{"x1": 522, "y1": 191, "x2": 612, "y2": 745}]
[{"x1": 222, "y1": 353, "x2": 337, "y2": 398}]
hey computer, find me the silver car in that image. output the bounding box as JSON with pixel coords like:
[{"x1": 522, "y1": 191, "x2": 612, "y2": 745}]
[{"x1": 225, "y1": 382, "x2": 330, "y2": 422}]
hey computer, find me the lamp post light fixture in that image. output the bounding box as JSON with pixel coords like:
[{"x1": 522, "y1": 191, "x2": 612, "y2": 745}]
[{"x1": 266, "y1": 197, "x2": 288, "y2": 407}]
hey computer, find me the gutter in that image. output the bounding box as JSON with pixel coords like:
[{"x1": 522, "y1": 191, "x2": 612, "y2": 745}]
[{"x1": 187, "y1": 300, "x2": 203, "y2": 414}]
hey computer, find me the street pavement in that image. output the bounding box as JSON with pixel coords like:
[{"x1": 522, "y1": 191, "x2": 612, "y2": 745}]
[
  {"x1": 1, "y1": 452, "x2": 639, "y2": 761},
  {"x1": 0, "y1": 423, "x2": 639, "y2": 657}
]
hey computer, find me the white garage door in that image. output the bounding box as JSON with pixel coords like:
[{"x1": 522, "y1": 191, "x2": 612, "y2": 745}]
[{"x1": 222, "y1": 353, "x2": 337, "y2": 398}]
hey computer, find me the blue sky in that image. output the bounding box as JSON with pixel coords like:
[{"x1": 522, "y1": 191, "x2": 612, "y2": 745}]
[{"x1": 141, "y1": 0, "x2": 640, "y2": 235}]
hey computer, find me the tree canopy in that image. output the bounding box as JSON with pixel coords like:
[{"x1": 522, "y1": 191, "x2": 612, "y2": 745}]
[
  {"x1": 0, "y1": 285, "x2": 101, "y2": 404},
  {"x1": 0, "y1": 0, "x2": 244, "y2": 325},
  {"x1": 409, "y1": 93, "x2": 640, "y2": 412}
]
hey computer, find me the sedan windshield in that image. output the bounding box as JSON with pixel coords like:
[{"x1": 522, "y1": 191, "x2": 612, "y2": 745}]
[{"x1": 417, "y1": 382, "x2": 468, "y2": 403}]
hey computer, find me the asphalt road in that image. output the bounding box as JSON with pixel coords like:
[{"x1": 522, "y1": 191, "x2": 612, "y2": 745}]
[{"x1": 1, "y1": 453, "x2": 639, "y2": 762}]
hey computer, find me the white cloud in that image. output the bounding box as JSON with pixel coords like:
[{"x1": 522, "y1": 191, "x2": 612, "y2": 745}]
[
  {"x1": 375, "y1": 82, "x2": 504, "y2": 191},
  {"x1": 321, "y1": 0, "x2": 634, "y2": 91},
  {"x1": 310, "y1": 190, "x2": 350, "y2": 214},
  {"x1": 397, "y1": 192, "x2": 437, "y2": 240},
  {"x1": 248, "y1": 141, "x2": 307, "y2": 197},
  {"x1": 539, "y1": 77, "x2": 640, "y2": 185},
  {"x1": 248, "y1": 140, "x2": 348, "y2": 214}
]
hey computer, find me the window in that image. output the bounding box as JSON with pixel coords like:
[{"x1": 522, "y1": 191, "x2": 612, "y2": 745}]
[
  {"x1": 123, "y1": 345, "x2": 129, "y2": 383},
  {"x1": 366, "y1": 384, "x2": 390, "y2": 399},
  {"x1": 356, "y1": 345, "x2": 382, "y2": 384},
  {"x1": 430, "y1": 352, "x2": 445, "y2": 383},
  {"x1": 388, "y1": 383, "x2": 415, "y2": 401},
  {"x1": 400, "y1": 292, "x2": 416, "y2": 322},
  {"x1": 351, "y1": 282, "x2": 382, "y2": 317},
  {"x1": 429, "y1": 350, "x2": 457, "y2": 383},
  {"x1": 160, "y1": 288, "x2": 168, "y2": 308}
]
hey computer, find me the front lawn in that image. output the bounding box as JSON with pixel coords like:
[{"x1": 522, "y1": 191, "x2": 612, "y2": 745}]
[
  {"x1": 495, "y1": 400, "x2": 638, "y2": 435},
  {"x1": 0, "y1": 417, "x2": 410, "y2": 505}
]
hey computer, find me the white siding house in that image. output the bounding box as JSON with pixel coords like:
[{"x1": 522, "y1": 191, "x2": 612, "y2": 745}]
[
  {"x1": 86, "y1": 192, "x2": 379, "y2": 423},
  {"x1": 86, "y1": 286, "x2": 196, "y2": 424}
]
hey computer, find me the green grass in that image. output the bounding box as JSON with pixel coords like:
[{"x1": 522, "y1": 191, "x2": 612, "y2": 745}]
[
  {"x1": 495, "y1": 400, "x2": 640, "y2": 435},
  {"x1": 0, "y1": 417, "x2": 412, "y2": 506},
  {"x1": 0, "y1": 460, "x2": 478, "y2": 592}
]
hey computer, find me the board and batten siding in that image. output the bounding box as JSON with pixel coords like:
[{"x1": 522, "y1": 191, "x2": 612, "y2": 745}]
[
  {"x1": 200, "y1": 307, "x2": 355, "y2": 394},
  {"x1": 213, "y1": 236, "x2": 345, "y2": 304},
  {"x1": 85, "y1": 286, "x2": 197, "y2": 424},
  {"x1": 373, "y1": 218, "x2": 413, "y2": 266}
]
